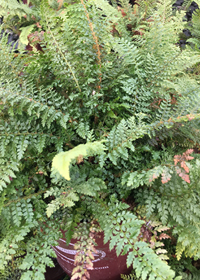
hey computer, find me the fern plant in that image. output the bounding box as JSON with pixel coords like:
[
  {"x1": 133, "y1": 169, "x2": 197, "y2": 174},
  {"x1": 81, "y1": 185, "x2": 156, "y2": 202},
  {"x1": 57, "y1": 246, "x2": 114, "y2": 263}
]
[{"x1": 1, "y1": 0, "x2": 200, "y2": 279}]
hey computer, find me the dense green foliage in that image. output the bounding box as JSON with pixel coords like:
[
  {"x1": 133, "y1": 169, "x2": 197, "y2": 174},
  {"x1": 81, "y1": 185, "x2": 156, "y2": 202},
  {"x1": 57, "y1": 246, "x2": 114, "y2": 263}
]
[
  {"x1": 186, "y1": 0, "x2": 200, "y2": 49},
  {"x1": 1, "y1": 0, "x2": 200, "y2": 279}
]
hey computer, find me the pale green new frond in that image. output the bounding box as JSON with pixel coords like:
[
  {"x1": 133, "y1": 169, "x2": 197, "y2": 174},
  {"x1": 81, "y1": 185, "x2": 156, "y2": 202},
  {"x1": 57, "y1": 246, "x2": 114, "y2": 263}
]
[{"x1": 52, "y1": 141, "x2": 106, "y2": 180}]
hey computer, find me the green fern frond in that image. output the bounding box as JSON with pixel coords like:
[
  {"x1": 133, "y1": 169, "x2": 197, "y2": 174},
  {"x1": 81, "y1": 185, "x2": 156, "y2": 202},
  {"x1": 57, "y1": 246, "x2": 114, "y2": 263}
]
[
  {"x1": 0, "y1": 0, "x2": 34, "y2": 18},
  {"x1": 87, "y1": 197, "x2": 176, "y2": 280},
  {"x1": 0, "y1": 83, "x2": 69, "y2": 129},
  {"x1": 0, "y1": 158, "x2": 19, "y2": 191}
]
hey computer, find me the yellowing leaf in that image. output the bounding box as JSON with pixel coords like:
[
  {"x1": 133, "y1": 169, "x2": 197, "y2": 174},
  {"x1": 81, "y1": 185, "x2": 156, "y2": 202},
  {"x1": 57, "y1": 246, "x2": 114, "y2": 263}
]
[
  {"x1": 52, "y1": 141, "x2": 105, "y2": 180},
  {"x1": 19, "y1": 24, "x2": 35, "y2": 45}
]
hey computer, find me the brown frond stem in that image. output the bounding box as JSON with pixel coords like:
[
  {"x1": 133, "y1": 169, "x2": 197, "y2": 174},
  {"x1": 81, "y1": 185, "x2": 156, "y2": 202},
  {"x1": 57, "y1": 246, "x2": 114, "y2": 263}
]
[{"x1": 80, "y1": 0, "x2": 102, "y2": 90}]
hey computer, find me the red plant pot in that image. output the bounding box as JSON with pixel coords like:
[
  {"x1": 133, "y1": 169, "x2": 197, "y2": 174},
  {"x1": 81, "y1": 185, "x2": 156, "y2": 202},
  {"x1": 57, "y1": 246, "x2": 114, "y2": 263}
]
[
  {"x1": 53, "y1": 232, "x2": 132, "y2": 280},
  {"x1": 45, "y1": 259, "x2": 66, "y2": 280}
]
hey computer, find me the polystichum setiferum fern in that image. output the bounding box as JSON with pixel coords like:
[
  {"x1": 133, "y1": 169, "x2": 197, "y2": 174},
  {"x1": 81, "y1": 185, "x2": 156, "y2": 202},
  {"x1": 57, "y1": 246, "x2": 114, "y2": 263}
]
[{"x1": 1, "y1": 0, "x2": 200, "y2": 279}]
